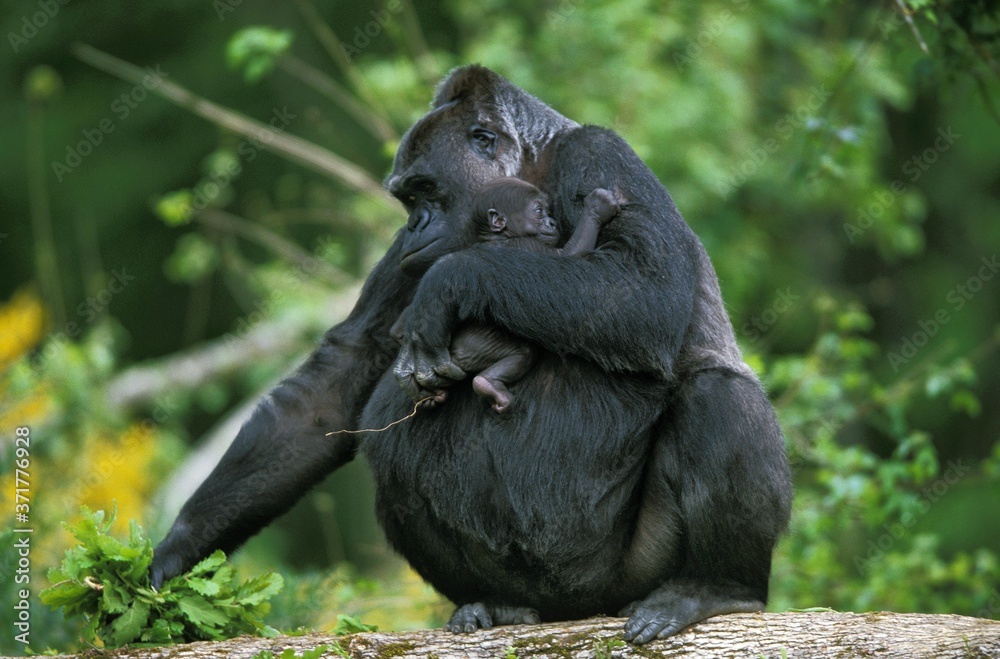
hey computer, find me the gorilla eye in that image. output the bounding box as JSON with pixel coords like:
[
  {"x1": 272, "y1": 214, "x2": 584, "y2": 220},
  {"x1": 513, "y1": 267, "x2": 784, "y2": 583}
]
[{"x1": 470, "y1": 127, "x2": 497, "y2": 159}]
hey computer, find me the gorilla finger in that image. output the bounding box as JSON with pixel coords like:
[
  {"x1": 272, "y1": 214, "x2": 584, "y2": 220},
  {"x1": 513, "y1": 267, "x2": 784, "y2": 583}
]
[
  {"x1": 392, "y1": 346, "x2": 416, "y2": 382},
  {"x1": 657, "y1": 619, "x2": 686, "y2": 639},
  {"x1": 414, "y1": 367, "x2": 458, "y2": 391},
  {"x1": 471, "y1": 603, "x2": 493, "y2": 630},
  {"x1": 626, "y1": 619, "x2": 660, "y2": 645},
  {"x1": 447, "y1": 603, "x2": 492, "y2": 634},
  {"x1": 418, "y1": 390, "x2": 447, "y2": 408},
  {"x1": 434, "y1": 360, "x2": 465, "y2": 381},
  {"x1": 623, "y1": 610, "x2": 657, "y2": 642}
]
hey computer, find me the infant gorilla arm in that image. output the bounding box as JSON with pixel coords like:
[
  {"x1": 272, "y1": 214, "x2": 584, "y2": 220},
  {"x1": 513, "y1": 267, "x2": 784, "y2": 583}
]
[{"x1": 473, "y1": 176, "x2": 620, "y2": 256}]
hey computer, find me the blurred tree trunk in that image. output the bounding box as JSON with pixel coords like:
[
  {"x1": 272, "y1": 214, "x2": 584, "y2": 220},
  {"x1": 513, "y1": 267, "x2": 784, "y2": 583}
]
[{"x1": 50, "y1": 612, "x2": 1000, "y2": 658}]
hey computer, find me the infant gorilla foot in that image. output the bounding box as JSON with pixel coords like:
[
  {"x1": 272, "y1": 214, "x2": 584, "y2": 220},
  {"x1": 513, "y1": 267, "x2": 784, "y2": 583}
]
[
  {"x1": 472, "y1": 375, "x2": 513, "y2": 413},
  {"x1": 446, "y1": 603, "x2": 540, "y2": 633}
]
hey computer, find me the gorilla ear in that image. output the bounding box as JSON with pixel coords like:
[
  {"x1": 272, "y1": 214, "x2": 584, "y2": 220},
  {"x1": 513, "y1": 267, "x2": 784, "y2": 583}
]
[
  {"x1": 433, "y1": 64, "x2": 502, "y2": 108},
  {"x1": 487, "y1": 209, "x2": 506, "y2": 232}
]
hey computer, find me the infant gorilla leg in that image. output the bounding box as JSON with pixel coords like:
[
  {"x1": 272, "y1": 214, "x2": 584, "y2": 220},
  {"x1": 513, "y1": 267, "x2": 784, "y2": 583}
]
[
  {"x1": 450, "y1": 322, "x2": 535, "y2": 413},
  {"x1": 473, "y1": 349, "x2": 533, "y2": 413}
]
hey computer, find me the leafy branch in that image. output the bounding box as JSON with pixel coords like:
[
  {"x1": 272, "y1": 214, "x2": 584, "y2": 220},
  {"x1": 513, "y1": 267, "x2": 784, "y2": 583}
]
[{"x1": 41, "y1": 507, "x2": 284, "y2": 647}]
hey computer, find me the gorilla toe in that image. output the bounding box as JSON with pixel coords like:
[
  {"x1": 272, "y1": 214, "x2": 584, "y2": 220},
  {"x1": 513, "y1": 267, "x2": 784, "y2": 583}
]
[
  {"x1": 620, "y1": 584, "x2": 764, "y2": 644},
  {"x1": 446, "y1": 603, "x2": 493, "y2": 633},
  {"x1": 445, "y1": 603, "x2": 540, "y2": 634}
]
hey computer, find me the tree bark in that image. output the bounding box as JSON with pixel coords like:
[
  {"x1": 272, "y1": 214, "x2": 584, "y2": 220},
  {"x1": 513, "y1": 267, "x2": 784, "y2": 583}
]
[{"x1": 48, "y1": 612, "x2": 1000, "y2": 658}]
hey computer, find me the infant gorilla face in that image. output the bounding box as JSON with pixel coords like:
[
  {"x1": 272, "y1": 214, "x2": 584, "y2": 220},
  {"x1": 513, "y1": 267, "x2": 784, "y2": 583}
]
[
  {"x1": 510, "y1": 194, "x2": 559, "y2": 246},
  {"x1": 475, "y1": 177, "x2": 561, "y2": 247}
]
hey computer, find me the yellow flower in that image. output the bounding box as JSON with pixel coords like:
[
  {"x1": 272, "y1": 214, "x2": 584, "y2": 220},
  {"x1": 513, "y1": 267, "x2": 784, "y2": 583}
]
[
  {"x1": 71, "y1": 424, "x2": 159, "y2": 535},
  {"x1": 0, "y1": 289, "x2": 46, "y2": 368}
]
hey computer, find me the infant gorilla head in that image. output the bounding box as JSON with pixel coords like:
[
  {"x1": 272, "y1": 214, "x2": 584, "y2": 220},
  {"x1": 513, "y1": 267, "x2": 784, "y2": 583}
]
[{"x1": 471, "y1": 177, "x2": 559, "y2": 246}]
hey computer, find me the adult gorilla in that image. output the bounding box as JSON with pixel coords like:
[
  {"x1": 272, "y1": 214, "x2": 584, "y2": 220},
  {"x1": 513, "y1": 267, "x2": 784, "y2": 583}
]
[{"x1": 152, "y1": 65, "x2": 792, "y2": 644}]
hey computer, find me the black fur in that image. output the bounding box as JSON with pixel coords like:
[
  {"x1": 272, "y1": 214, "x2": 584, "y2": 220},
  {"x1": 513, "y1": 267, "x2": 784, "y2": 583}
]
[{"x1": 151, "y1": 65, "x2": 792, "y2": 645}]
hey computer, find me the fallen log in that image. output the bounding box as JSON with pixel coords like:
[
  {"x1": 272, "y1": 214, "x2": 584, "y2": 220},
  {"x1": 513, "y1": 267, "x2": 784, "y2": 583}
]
[{"x1": 47, "y1": 611, "x2": 1000, "y2": 658}]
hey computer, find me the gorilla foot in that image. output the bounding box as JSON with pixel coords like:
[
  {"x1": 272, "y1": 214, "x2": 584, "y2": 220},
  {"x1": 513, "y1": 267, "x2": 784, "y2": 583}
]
[
  {"x1": 620, "y1": 583, "x2": 763, "y2": 644},
  {"x1": 472, "y1": 375, "x2": 513, "y2": 413},
  {"x1": 446, "y1": 603, "x2": 540, "y2": 633}
]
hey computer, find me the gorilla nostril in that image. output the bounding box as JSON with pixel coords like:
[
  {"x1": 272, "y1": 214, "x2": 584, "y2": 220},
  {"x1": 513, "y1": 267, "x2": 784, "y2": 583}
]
[{"x1": 408, "y1": 207, "x2": 432, "y2": 231}]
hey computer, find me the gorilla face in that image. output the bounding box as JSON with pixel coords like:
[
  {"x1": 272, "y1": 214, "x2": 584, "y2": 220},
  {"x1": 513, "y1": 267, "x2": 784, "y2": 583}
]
[{"x1": 385, "y1": 100, "x2": 522, "y2": 274}]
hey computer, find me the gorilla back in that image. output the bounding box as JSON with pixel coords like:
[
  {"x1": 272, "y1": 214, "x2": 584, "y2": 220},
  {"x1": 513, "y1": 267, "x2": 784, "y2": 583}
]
[{"x1": 151, "y1": 65, "x2": 791, "y2": 645}]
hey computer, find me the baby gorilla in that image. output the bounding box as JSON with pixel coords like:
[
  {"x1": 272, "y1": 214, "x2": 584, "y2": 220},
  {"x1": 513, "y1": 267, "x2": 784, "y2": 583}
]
[{"x1": 395, "y1": 177, "x2": 619, "y2": 412}]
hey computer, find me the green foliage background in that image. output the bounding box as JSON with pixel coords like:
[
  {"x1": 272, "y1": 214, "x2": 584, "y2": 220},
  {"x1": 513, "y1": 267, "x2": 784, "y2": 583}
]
[{"x1": 1, "y1": 0, "x2": 999, "y2": 653}]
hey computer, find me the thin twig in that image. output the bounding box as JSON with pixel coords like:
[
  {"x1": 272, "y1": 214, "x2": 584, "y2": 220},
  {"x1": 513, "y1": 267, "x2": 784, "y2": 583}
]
[
  {"x1": 196, "y1": 209, "x2": 354, "y2": 287},
  {"x1": 398, "y1": 0, "x2": 439, "y2": 86},
  {"x1": 290, "y1": 0, "x2": 395, "y2": 128},
  {"x1": 279, "y1": 55, "x2": 397, "y2": 144},
  {"x1": 71, "y1": 43, "x2": 390, "y2": 200},
  {"x1": 26, "y1": 97, "x2": 66, "y2": 328},
  {"x1": 326, "y1": 397, "x2": 432, "y2": 435},
  {"x1": 894, "y1": 0, "x2": 929, "y2": 54},
  {"x1": 104, "y1": 288, "x2": 362, "y2": 408}
]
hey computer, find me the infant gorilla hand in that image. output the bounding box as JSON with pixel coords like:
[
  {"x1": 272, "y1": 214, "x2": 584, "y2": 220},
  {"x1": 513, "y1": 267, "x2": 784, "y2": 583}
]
[{"x1": 584, "y1": 188, "x2": 621, "y2": 224}]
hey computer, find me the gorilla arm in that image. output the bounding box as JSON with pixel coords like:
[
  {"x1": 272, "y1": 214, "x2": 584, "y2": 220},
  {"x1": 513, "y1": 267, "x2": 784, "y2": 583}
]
[
  {"x1": 394, "y1": 129, "x2": 699, "y2": 398},
  {"x1": 151, "y1": 235, "x2": 416, "y2": 587}
]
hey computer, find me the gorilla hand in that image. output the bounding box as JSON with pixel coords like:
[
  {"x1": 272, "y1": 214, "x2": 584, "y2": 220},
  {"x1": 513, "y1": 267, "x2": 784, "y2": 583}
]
[
  {"x1": 393, "y1": 338, "x2": 465, "y2": 404},
  {"x1": 150, "y1": 519, "x2": 198, "y2": 589},
  {"x1": 392, "y1": 254, "x2": 469, "y2": 403}
]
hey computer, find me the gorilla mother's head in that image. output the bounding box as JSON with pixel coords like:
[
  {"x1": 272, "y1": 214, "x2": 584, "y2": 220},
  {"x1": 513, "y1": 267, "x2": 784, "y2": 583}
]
[{"x1": 384, "y1": 65, "x2": 577, "y2": 274}]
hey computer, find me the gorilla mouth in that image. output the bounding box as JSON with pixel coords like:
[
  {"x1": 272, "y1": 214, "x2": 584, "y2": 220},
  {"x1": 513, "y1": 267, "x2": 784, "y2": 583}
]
[{"x1": 401, "y1": 237, "x2": 443, "y2": 265}]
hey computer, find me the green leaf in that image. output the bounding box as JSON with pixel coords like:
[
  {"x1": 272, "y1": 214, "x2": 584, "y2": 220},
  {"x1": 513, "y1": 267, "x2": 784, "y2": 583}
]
[
  {"x1": 101, "y1": 583, "x2": 130, "y2": 614},
  {"x1": 165, "y1": 233, "x2": 219, "y2": 283},
  {"x1": 140, "y1": 618, "x2": 174, "y2": 643},
  {"x1": 178, "y1": 594, "x2": 230, "y2": 630},
  {"x1": 331, "y1": 614, "x2": 377, "y2": 635},
  {"x1": 108, "y1": 599, "x2": 150, "y2": 647},
  {"x1": 226, "y1": 27, "x2": 294, "y2": 82},
  {"x1": 96, "y1": 533, "x2": 127, "y2": 561},
  {"x1": 259, "y1": 625, "x2": 282, "y2": 639},
  {"x1": 39, "y1": 580, "x2": 91, "y2": 608},
  {"x1": 154, "y1": 190, "x2": 194, "y2": 226},
  {"x1": 236, "y1": 573, "x2": 285, "y2": 607},
  {"x1": 186, "y1": 576, "x2": 222, "y2": 597},
  {"x1": 188, "y1": 549, "x2": 227, "y2": 577}
]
